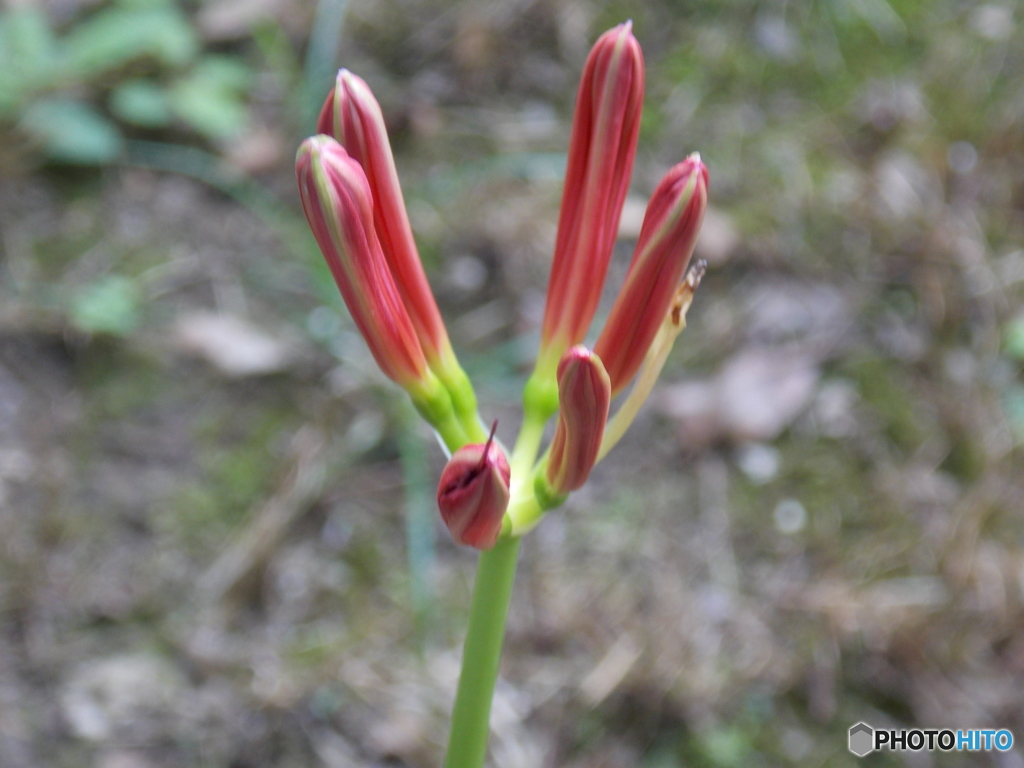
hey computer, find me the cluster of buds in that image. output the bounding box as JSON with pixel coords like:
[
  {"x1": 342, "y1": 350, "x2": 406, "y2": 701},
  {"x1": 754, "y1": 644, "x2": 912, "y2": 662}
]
[
  {"x1": 298, "y1": 70, "x2": 484, "y2": 451},
  {"x1": 297, "y1": 22, "x2": 707, "y2": 550}
]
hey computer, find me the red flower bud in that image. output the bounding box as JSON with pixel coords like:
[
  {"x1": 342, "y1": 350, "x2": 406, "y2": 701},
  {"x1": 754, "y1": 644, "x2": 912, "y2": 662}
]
[
  {"x1": 594, "y1": 154, "x2": 708, "y2": 395},
  {"x1": 436, "y1": 424, "x2": 511, "y2": 550},
  {"x1": 546, "y1": 346, "x2": 611, "y2": 494},
  {"x1": 318, "y1": 69, "x2": 453, "y2": 370},
  {"x1": 537, "y1": 22, "x2": 644, "y2": 374},
  {"x1": 296, "y1": 135, "x2": 431, "y2": 392},
  {"x1": 318, "y1": 70, "x2": 482, "y2": 439}
]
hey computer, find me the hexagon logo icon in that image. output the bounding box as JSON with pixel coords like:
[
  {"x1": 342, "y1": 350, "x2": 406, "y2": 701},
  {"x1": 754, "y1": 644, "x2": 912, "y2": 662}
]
[{"x1": 849, "y1": 722, "x2": 874, "y2": 757}]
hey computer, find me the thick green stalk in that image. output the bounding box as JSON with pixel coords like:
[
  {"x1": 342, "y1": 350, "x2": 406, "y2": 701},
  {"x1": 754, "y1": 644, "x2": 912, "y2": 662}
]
[
  {"x1": 444, "y1": 380, "x2": 551, "y2": 767},
  {"x1": 443, "y1": 535, "x2": 522, "y2": 768}
]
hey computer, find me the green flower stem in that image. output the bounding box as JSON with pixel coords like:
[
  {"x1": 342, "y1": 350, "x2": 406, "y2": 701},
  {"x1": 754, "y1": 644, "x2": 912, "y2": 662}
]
[
  {"x1": 462, "y1": 416, "x2": 489, "y2": 444},
  {"x1": 430, "y1": 411, "x2": 469, "y2": 455},
  {"x1": 444, "y1": 400, "x2": 552, "y2": 767},
  {"x1": 443, "y1": 535, "x2": 522, "y2": 768},
  {"x1": 509, "y1": 410, "x2": 546, "y2": 493},
  {"x1": 437, "y1": 359, "x2": 488, "y2": 444},
  {"x1": 506, "y1": 492, "x2": 544, "y2": 536}
]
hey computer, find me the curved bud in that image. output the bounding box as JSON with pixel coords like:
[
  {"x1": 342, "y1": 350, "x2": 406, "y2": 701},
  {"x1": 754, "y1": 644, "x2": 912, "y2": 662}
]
[
  {"x1": 318, "y1": 70, "x2": 482, "y2": 438},
  {"x1": 535, "y1": 22, "x2": 644, "y2": 380},
  {"x1": 545, "y1": 346, "x2": 612, "y2": 495},
  {"x1": 437, "y1": 424, "x2": 511, "y2": 550},
  {"x1": 594, "y1": 153, "x2": 708, "y2": 395}
]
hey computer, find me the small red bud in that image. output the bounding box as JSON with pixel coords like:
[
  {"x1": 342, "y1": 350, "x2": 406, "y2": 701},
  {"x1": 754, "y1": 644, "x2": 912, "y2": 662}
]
[
  {"x1": 546, "y1": 346, "x2": 611, "y2": 494},
  {"x1": 436, "y1": 423, "x2": 511, "y2": 550}
]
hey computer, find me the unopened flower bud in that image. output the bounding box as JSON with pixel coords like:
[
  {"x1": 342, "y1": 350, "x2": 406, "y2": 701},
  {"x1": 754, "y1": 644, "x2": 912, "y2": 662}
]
[
  {"x1": 297, "y1": 135, "x2": 428, "y2": 390},
  {"x1": 543, "y1": 346, "x2": 611, "y2": 496},
  {"x1": 528, "y1": 22, "x2": 644, "y2": 411},
  {"x1": 297, "y1": 135, "x2": 466, "y2": 448},
  {"x1": 319, "y1": 70, "x2": 482, "y2": 439},
  {"x1": 597, "y1": 260, "x2": 707, "y2": 464},
  {"x1": 436, "y1": 424, "x2": 511, "y2": 550},
  {"x1": 594, "y1": 153, "x2": 708, "y2": 395}
]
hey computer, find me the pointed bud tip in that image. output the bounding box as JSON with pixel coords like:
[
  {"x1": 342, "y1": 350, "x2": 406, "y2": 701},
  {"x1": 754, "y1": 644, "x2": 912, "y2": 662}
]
[
  {"x1": 661, "y1": 154, "x2": 709, "y2": 207},
  {"x1": 296, "y1": 135, "x2": 367, "y2": 195},
  {"x1": 297, "y1": 133, "x2": 338, "y2": 156},
  {"x1": 595, "y1": 19, "x2": 642, "y2": 57},
  {"x1": 686, "y1": 153, "x2": 709, "y2": 189},
  {"x1": 591, "y1": 151, "x2": 709, "y2": 394},
  {"x1": 556, "y1": 344, "x2": 601, "y2": 379},
  {"x1": 338, "y1": 68, "x2": 372, "y2": 98},
  {"x1": 691, "y1": 154, "x2": 709, "y2": 188},
  {"x1": 538, "y1": 21, "x2": 644, "y2": 362},
  {"x1": 556, "y1": 345, "x2": 610, "y2": 409},
  {"x1": 680, "y1": 152, "x2": 708, "y2": 180},
  {"x1": 338, "y1": 68, "x2": 361, "y2": 93}
]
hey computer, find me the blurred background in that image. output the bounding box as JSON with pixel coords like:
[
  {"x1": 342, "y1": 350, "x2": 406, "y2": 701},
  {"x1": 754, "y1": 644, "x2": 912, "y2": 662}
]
[{"x1": 1, "y1": 0, "x2": 1024, "y2": 765}]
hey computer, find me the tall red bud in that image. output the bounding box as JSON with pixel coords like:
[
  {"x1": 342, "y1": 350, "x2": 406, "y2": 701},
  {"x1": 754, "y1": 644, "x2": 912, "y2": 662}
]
[
  {"x1": 536, "y1": 22, "x2": 644, "y2": 379},
  {"x1": 594, "y1": 154, "x2": 708, "y2": 395},
  {"x1": 297, "y1": 136, "x2": 466, "y2": 448},
  {"x1": 297, "y1": 136, "x2": 429, "y2": 390},
  {"x1": 318, "y1": 70, "x2": 481, "y2": 437}
]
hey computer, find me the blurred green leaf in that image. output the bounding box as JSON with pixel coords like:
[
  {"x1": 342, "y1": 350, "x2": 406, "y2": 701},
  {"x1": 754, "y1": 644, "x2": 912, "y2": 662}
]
[
  {"x1": 701, "y1": 727, "x2": 751, "y2": 768},
  {"x1": 116, "y1": 0, "x2": 175, "y2": 8},
  {"x1": 70, "y1": 275, "x2": 141, "y2": 336},
  {"x1": 21, "y1": 98, "x2": 123, "y2": 164},
  {"x1": 169, "y1": 79, "x2": 247, "y2": 140},
  {"x1": 0, "y1": 85, "x2": 17, "y2": 119},
  {"x1": 2, "y1": 8, "x2": 57, "y2": 65},
  {"x1": 640, "y1": 744, "x2": 682, "y2": 768},
  {"x1": 0, "y1": 7, "x2": 61, "y2": 106},
  {"x1": 169, "y1": 56, "x2": 253, "y2": 141},
  {"x1": 65, "y1": 7, "x2": 198, "y2": 77},
  {"x1": 251, "y1": 22, "x2": 302, "y2": 90},
  {"x1": 109, "y1": 80, "x2": 172, "y2": 127},
  {"x1": 192, "y1": 55, "x2": 254, "y2": 92},
  {"x1": 0, "y1": 63, "x2": 20, "y2": 118},
  {"x1": 1004, "y1": 384, "x2": 1024, "y2": 443},
  {"x1": 1003, "y1": 317, "x2": 1024, "y2": 361}
]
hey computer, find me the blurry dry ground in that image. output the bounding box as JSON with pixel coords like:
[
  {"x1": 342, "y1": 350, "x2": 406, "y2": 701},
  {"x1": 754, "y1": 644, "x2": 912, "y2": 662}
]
[{"x1": 2, "y1": 0, "x2": 1024, "y2": 767}]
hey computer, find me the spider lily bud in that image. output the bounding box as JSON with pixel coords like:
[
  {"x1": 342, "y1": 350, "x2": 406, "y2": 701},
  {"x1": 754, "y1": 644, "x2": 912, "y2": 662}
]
[
  {"x1": 318, "y1": 70, "x2": 482, "y2": 439},
  {"x1": 437, "y1": 424, "x2": 511, "y2": 550},
  {"x1": 543, "y1": 346, "x2": 611, "y2": 498},
  {"x1": 317, "y1": 70, "x2": 446, "y2": 364},
  {"x1": 527, "y1": 22, "x2": 643, "y2": 414},
  {"x1": 594, "y1": 153, "x2": 708, "y2": 395},
  {"x1": 297, "y1": 136, "x2": 465, "y2": 447},
  {"x1": 597, "y1": 260, "x2": 707, "y2": 463}
]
